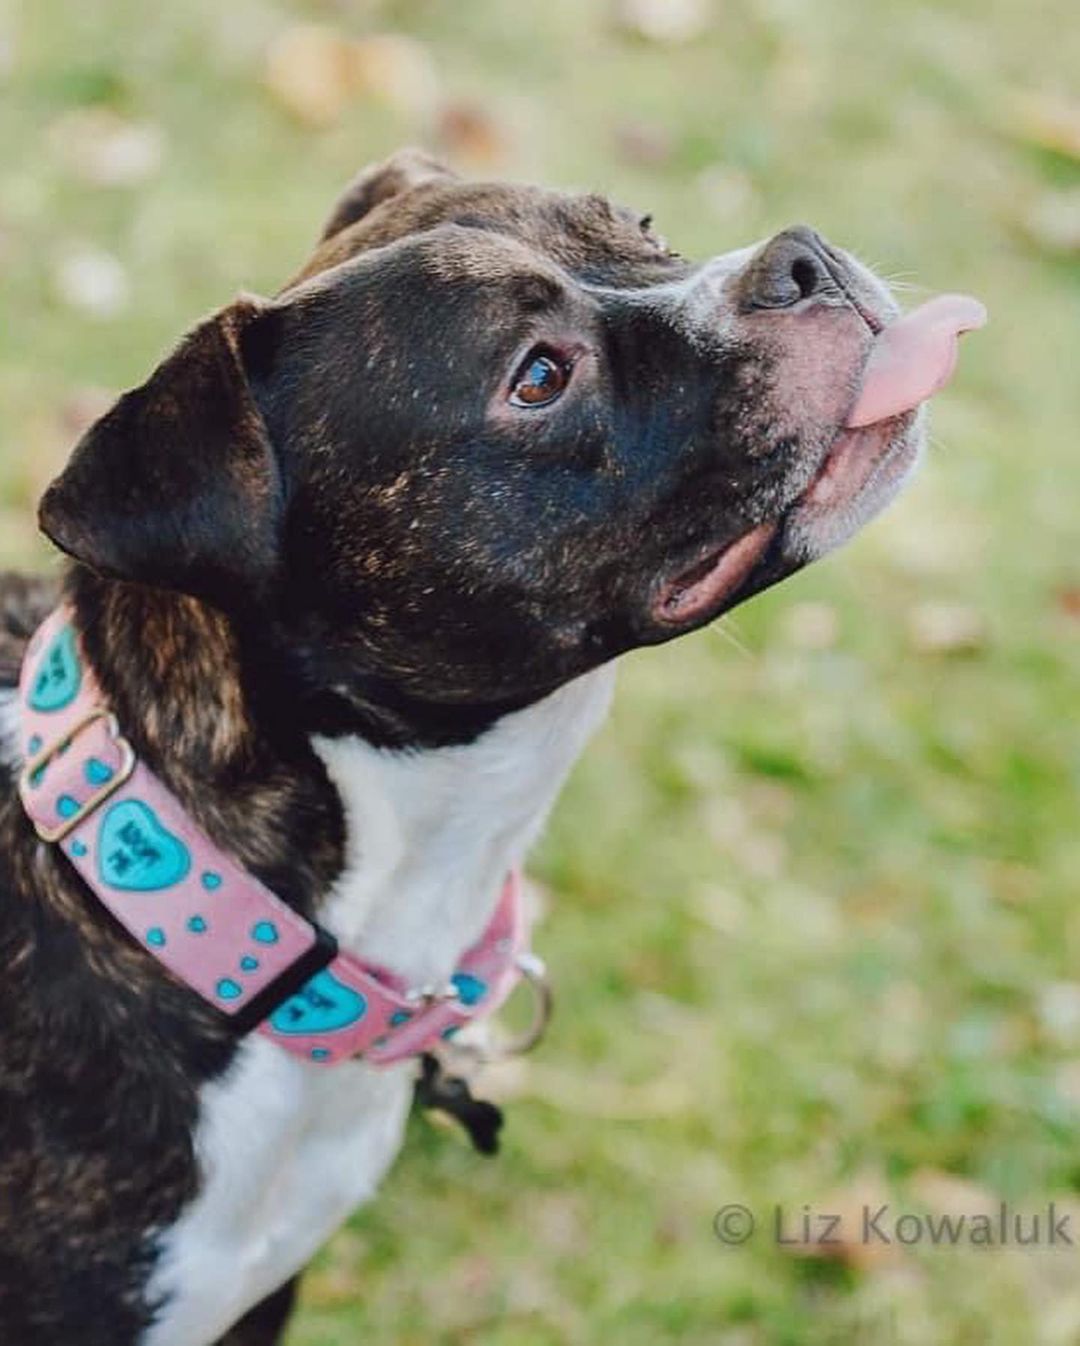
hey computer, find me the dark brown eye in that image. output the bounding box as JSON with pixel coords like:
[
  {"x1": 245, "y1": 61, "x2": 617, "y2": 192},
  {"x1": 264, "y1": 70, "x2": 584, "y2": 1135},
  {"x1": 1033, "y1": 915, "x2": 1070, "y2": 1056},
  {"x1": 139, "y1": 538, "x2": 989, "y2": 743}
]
[{"x1": 510, "y1": 349, "x2": 570, "y2": 408}]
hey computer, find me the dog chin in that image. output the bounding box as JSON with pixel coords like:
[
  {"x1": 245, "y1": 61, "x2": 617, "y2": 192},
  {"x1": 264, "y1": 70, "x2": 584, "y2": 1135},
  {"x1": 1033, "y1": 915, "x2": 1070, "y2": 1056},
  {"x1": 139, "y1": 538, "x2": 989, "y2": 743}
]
[
  {"x1": 782, "y1": 407, "x2": 925, "y2": 564},
  {"x1": 647, "y1": 408, "x2": 924, "y2": 634}
]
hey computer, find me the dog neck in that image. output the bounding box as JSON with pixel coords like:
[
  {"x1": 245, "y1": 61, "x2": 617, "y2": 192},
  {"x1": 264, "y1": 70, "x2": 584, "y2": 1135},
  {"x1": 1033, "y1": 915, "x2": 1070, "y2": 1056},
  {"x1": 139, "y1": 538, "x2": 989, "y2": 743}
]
[
  {"x1": 57, "y1": 570, "x2": 614, "y2": 988},
  {"x1": 311, "y1": 667, "x2": 614, "y2": 987}
]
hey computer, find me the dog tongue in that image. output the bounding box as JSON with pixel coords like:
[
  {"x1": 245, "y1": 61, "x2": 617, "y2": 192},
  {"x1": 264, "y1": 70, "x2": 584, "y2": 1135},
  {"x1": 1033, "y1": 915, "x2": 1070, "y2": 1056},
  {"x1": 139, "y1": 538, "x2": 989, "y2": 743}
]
[{"x1": 845, "y1": 294, "x2": 987, "y2": 428}]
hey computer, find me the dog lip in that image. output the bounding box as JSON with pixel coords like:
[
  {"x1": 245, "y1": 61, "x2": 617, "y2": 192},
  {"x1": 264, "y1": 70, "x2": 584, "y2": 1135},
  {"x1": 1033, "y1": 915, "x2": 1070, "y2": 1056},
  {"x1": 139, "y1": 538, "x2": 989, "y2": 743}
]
[
  {"x1": 652, "y1": 519, "x2": 778, "y2": 627},
  {"x1": 650, "y1": 412, "x2": 911, "y2": 631}
]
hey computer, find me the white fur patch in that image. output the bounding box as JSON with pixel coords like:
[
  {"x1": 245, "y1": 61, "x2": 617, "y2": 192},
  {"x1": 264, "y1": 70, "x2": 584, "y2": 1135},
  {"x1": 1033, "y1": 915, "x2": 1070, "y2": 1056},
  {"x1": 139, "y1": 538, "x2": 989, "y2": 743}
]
[{"x1": 143, "y1": 668, "x2": 615, "y2": 1345}]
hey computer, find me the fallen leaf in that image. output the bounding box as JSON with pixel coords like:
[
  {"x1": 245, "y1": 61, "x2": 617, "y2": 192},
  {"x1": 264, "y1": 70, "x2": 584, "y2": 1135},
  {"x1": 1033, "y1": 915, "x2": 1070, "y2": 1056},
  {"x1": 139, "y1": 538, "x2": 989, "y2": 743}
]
[
  {"x1": 776, "y1": 1170, "x2": 903, "y2": 1269},
  {"x1": 906, "y1": 601, "x2": 987, "y2": 655},
  {"x1": 265, "y1": 26, "x2": 438, "y2": 128},
  {"x1": 264, "y1": 25, "x2": 358, "y2": 128},
  {"x1": 1056, "y1": 586, "x2": 1080, "y2": 621},
  {"x1": 436, "y1": 100, "x2": 507, "y2": 168}
]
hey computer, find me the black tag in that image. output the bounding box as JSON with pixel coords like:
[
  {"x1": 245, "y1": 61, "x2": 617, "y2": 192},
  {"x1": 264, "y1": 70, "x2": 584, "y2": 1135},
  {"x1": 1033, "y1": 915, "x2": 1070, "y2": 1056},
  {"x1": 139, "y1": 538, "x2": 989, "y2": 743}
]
[{"x1": 415, "y1": 1053, "x2": 504, "y2": 1156}]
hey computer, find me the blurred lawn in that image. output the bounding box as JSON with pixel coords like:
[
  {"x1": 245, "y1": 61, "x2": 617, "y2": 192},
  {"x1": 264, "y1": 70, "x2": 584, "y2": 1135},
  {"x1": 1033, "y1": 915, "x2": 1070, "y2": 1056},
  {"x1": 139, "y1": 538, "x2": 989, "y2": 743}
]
[{"x1": 3, "y1": 0, "x2": 1080, "y2": 1342}]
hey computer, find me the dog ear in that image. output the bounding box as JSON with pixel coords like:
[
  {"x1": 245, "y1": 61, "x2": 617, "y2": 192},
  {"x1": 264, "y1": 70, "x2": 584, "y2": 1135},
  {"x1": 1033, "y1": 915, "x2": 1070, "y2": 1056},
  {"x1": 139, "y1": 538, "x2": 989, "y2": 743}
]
[
  {"x1": 320, "y1": 147, "x2": 456, "y2": 241},
  {"x1": 39, "y1": 297, "x2": 283, "y2": 606}
]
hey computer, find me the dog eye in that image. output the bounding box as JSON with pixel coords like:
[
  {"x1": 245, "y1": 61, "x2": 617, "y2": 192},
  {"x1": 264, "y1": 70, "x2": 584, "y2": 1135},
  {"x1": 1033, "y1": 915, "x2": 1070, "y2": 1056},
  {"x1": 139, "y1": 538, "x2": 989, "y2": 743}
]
[{"x1": 509, "y1": 348, "x2": 570, "y2": 408}]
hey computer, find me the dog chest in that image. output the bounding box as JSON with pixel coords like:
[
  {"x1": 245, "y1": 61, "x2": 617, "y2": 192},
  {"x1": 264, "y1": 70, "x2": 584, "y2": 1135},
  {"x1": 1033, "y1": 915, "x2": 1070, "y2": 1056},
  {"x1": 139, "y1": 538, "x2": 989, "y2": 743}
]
[{"x1": 143, "y1": 1040, "x2": 413, "y2": 1346}]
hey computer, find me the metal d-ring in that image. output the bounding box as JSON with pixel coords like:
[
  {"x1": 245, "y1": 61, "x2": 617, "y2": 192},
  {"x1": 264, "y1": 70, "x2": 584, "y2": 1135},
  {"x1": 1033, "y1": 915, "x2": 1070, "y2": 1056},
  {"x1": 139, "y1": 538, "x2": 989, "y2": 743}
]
[{"x1": 490, "y1": 951, "x2": 554, "y2": 1058}]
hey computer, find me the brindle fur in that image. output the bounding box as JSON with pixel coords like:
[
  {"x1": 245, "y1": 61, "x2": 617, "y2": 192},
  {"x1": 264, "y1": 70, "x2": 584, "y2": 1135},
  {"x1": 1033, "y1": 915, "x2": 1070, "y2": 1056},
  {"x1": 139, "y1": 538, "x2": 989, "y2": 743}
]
[{"x1": 0, "y1": 150, "x2": 891, "y2": 1343}]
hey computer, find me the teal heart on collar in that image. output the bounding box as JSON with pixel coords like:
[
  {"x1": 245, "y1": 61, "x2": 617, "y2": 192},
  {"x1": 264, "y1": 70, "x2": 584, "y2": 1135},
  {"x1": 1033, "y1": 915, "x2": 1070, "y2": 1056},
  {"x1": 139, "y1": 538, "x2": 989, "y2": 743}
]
[
  {"x1": 85, "y1": 758, "x2": 115, "y2": 787},
  {"x1": 269, "y1": 969, "x2": 367, "y2": 1037},
  {"x1": 29, "y1": 625, "x2": 82, "y2": 713},
  {"x1": 451, "y1": 972, "x2": 488, "y2": 1007},
  {"x1": 98, "y1": 800, "x2": 191, "y2": 892}
]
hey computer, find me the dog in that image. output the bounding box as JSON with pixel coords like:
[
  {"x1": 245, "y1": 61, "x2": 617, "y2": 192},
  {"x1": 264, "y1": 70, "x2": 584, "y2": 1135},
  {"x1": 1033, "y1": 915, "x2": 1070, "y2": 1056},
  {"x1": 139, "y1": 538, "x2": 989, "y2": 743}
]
[{"x1": 0, "y1": 149, "x2": 983, "y2": 1345}]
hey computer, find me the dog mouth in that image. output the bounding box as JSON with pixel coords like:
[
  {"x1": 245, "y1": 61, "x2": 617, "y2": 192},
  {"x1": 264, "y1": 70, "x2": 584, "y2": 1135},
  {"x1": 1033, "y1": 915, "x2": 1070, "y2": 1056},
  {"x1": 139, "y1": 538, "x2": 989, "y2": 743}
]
[{"x1": 653, "y1": 292, "x2": 987, "y2": 628}]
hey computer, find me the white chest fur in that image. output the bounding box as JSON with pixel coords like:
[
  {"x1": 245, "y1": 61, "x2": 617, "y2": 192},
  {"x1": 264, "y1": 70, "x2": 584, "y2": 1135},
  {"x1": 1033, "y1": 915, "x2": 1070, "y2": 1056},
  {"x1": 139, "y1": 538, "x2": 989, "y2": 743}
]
[{"x1": 143, "y1": 668, "x2": 614, "y2": 1346}]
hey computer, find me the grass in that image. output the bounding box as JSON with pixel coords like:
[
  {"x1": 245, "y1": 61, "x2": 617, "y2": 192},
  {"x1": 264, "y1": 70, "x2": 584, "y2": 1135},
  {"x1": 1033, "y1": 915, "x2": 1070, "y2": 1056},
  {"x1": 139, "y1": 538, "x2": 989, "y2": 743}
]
[{"x1": 2, "y1": 0, "x2": 1079, "y2": 1340}]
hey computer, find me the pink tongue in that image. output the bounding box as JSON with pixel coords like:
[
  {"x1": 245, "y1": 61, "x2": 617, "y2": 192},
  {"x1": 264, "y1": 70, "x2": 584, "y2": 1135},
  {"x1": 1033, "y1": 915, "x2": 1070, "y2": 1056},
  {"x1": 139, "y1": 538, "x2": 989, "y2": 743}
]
[{"x1": 846, "y1": 294, "x2": 987, "y2": 428}]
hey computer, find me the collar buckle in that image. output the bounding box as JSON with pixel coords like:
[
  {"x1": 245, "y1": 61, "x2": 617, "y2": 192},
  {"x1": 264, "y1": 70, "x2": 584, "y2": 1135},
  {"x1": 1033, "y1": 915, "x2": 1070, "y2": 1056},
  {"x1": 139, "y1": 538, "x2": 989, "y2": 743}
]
[
  {"x1": 405, "y1": 981, "x2": 461, "y2": 1008},
  {"x1": 19, "y1": 708, "x2": 136, "y2": 843}
]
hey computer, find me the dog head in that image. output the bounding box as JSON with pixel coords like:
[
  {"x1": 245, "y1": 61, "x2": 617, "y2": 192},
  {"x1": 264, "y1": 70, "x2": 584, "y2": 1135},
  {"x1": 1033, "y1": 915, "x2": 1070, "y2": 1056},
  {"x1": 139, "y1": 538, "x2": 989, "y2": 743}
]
[{"x1": 40, "y1": 150, "x2": 978, "y2": 744}]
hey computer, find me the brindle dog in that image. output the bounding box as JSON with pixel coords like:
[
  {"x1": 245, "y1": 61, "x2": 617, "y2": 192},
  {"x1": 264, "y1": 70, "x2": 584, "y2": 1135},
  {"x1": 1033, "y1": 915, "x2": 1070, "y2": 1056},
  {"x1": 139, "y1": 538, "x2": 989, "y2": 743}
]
[{"x1": 0, "y1": 150, "x2": 934, "y2": 1344}]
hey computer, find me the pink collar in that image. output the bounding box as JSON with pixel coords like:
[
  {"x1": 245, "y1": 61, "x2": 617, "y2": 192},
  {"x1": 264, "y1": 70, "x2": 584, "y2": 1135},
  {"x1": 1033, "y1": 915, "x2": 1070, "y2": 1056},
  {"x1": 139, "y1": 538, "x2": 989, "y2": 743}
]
[{"x1": 16, "y1": 607, "x2": 537, "y2": 1067}]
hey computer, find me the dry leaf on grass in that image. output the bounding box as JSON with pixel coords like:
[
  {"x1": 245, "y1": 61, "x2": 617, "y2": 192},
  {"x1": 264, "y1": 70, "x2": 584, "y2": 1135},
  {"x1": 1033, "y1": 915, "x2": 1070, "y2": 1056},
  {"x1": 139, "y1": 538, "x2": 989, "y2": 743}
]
[
  {"x1": 436, "y1": 100, "x2": 508, "y2": 169},
  {"x1": 265, "y1": 25, "x2": 360, "y2": 127},
  {"x1": 1056, "y1": 586, "x2": 1080, "y2": 622},
  {"x1": 264, "y1": 26, "x2": 437, "y2": 129},
  {"x1": 775, "y1": 1170, "x2": 903, "y2": 1269}
]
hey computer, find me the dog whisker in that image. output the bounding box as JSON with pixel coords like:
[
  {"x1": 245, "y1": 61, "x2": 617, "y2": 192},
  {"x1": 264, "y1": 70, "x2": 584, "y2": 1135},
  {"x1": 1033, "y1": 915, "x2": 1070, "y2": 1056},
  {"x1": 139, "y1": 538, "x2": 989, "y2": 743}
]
[{"x1": 708, "y1": 616, "x2": 753, "y2": 659}]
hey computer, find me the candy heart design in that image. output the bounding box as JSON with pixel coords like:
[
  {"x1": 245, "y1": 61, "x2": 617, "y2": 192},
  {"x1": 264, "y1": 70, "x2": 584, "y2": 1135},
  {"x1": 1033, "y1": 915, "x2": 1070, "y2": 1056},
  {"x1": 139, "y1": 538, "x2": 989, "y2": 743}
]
[
  {"x1": 29, "y1": 625, "x2": 82, "y2": 713},
  {"x1": 98, "y1": 800, "x2": 191, "y2": 892},
  {"x1": 269, "y1": 969, "x2": 367, "y2": 1036},
  {"x1": 451, "y1": 972, "x2": 488, "y2": 1006},
  {"x1": 85, "y1": 758, "x2": 115, "y2": 787}
]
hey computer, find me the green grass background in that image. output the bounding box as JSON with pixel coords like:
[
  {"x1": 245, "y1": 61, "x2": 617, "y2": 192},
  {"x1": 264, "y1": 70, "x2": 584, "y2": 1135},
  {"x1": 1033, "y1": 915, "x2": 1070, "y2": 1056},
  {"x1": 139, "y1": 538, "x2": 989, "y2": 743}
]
[{"x1": 2, "y1": 0, "x2": 1079, "y2": 1341}]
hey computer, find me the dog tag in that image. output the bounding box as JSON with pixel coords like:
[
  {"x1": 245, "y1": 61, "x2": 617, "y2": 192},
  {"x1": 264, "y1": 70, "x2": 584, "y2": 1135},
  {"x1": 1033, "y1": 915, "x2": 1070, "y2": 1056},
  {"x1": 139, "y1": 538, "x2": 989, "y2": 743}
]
[{"x1": 414, "y1": 1053, "x2": 504, "y2": 1156}]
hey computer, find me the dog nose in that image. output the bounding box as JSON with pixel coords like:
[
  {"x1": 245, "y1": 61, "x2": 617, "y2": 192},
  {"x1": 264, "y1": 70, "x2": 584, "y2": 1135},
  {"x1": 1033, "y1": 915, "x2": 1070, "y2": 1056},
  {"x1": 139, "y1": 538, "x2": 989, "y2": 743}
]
[{"x1": 742, "y1": 226, "x2": 837, "y2": 310}]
